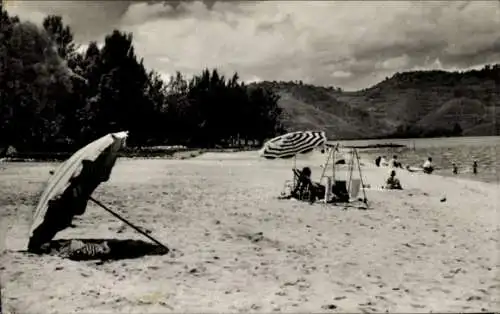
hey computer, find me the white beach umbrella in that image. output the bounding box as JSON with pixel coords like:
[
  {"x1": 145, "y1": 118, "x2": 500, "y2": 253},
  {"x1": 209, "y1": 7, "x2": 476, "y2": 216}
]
[
  {"x1": 27, "y1": 131, "x2": 169, "y2": 256},
  {"x1": 28, "y1": 131, "x2": 129, "y2": 250}
]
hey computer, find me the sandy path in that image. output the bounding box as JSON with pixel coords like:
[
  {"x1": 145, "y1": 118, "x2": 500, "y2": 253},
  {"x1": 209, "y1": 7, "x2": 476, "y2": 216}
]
[{"x1": 1, "y1": 152, "x2": 499, "y2": 313}]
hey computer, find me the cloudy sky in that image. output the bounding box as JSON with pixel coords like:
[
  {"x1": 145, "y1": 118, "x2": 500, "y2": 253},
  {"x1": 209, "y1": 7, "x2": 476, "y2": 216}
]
[{"x1": 5, "y1": 0, "x2": 500, "y2": 90}]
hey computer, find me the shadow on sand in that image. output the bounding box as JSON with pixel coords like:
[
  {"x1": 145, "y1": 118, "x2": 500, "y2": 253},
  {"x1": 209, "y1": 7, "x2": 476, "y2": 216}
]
[{"x1": 41, "y1": 238, "x2": 169, "y2": 261}]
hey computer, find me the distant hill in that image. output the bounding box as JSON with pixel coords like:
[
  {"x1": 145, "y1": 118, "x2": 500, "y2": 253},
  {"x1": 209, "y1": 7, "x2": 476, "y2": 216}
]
[{"x1": 252, "y1": 64, "x2": 500, "y2": 139}]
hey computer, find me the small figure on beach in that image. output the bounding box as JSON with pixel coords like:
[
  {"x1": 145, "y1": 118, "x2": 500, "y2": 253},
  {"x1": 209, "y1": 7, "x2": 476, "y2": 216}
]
[
  {"x1": 384, "y1": 170, "x2": 403, "y2": 190},
  {"x1": 452, "y1": 162, "x2": 458, "y2": 175},
  {"x1": 375, "y1": 156, "x2": 381, "y2": 167},
  {"x1": 473, "y1": 160, "x2": 478, "y2": 175},
  {"x1": 389, "y1": 155, "x2": 402, "y2": 168},
  {"x1": 422, "y1": 157, "x2": 434, "y2": 174},
  {"x1": 380, "y1": 155, "x2": 389, "y2": 167}
]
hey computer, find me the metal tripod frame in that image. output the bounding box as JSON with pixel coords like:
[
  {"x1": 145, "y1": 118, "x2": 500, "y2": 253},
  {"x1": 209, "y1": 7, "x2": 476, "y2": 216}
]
[{"x1": 346, "y1": 148, "x2": 368, "y2": 206}]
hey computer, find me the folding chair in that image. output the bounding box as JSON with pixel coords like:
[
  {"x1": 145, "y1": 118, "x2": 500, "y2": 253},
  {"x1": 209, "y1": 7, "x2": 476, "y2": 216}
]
[{"x1": 290, "y1": 168, "x2": 311, "y2": 201}]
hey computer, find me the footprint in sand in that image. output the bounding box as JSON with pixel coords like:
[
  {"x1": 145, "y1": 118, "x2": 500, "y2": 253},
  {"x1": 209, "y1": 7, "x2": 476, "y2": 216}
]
[
  {"x1": 374, "y1": 295, "x2": 394, "y2": 304},
  {"x1": 359, "y1": 306, "x2": 378, "y2": 313},
  {"x1": 410, "y1": 303, "x2": 426, "y2": 309},
  {"x1": 321, "y1": 304, "x2": 338, "y2": 310},
  {"x1": 466, "y1": 295, "x2": 482, "y2": 301},
  {"x1": 371, "y1": 281, "x2": 386, "y2": 288}
]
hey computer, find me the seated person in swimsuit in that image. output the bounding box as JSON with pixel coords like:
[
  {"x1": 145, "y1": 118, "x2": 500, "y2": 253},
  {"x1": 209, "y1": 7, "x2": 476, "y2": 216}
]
[
  {"x1": 384, "y1": 170, "x2": 403, "y2": 190},
  {"x1": 287, "y1": 167, "x2": 325, "y2": 203}
]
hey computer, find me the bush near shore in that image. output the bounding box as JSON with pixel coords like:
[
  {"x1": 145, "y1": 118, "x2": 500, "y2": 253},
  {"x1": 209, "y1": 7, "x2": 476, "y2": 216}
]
[
  {"x1": 0, "y1": 145, "x2": 261, "y2": 162},
  {"x1": 1, "y1": 142, "x2": 410, "y2": 162}
]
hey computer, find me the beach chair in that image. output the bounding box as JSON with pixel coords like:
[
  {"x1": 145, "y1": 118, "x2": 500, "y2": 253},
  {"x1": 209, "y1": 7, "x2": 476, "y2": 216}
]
[
  {"x1": 291, "y1": 168, "x2": 312, "y2": 201},
  {"x1": 293, "y1": 168, "x2": 328, "y2": 202},
  {"x1": 279, "y1": 168, "x2": 327, "y2": 203}
]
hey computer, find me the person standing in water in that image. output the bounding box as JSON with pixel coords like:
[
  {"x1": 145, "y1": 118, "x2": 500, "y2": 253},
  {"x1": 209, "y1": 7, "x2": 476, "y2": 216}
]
[
  {"x1": 452, "y1": 162, "x2": 458, "y2": 175},
  {"x1": 473, "y1": 160, "x2": 478, "y2": 175}
]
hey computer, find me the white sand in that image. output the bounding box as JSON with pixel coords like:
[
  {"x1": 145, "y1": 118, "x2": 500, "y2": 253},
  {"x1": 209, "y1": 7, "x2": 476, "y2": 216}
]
[{"x1": 1, "y1": 151, "x2": 499, "y2": 313}]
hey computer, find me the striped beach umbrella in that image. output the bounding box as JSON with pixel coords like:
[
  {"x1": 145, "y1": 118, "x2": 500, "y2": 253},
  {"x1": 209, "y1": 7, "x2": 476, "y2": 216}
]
[
  {"x1": 28, "y1": 131, "x2": 129, "y2": 252},
  {"x1": 259, "y1": 131, "x2": 327, "y2": 159}
]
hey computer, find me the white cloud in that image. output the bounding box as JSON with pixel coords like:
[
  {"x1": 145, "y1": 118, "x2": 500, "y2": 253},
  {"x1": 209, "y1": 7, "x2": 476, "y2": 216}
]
[
  {"x1": 244, "y1": 75, "x2": 263, "y2": 84},
  {"x1": 377, "y1": 55, "x2": 410, "y2": 71},
  {"x1": 5, "y1": 0, "x2": 500, "y2": 90},
  {"x1": 331, "y1": 71, "x2": 352, "y2": 79},
  {"x1": 158, "y1": 72, "x2": 172, "y2": 84},
  {"x1": 76, "y1": 42, "x2": 104, "y2": 55}
]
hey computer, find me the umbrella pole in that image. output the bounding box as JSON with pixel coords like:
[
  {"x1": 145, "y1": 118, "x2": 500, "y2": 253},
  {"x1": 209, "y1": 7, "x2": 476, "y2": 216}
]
[
  {"x1": 332, "y1": 144, "x2": 337, "y2": 181},
  {"x1": 320, "y1": 146, "x2": 332, "y2": 180},
  {"x1": 89, "y1": 196, "x2": 169, "y2": 252},
  {"x1": 354, "y1": 149, "x2": 369, "y2": 207},
  {"x1": 293, "y1": 155, "x2": 297, "y2": 189}
]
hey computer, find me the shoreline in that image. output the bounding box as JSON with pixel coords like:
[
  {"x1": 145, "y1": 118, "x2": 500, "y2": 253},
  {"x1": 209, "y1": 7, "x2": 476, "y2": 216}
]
[
  {"x1": 0, "y1": 146, "x2": 264, "y2": 162},
  {"x1": 2, "y1": 149, "x2": 497, "y2": 186},
  {"x1": 355, "y1": 156, "x2": 499, "y2": 187},
  {"x1": 1, "y1": 149, "x2": 205, "y2": 162}
]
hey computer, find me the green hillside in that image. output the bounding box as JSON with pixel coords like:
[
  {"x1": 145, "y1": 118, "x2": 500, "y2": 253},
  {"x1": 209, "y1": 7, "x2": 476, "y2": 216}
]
[{"x1": 253, "y1": 64, "x2": 500, "y2": 139}]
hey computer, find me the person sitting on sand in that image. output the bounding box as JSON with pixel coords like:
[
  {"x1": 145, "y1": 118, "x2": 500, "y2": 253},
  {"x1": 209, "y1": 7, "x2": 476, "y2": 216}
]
[
  {"x1": 389, "y1": 155, "x2": 402, "y2": 168},
  {"x1": 422, "y1": 157, "x2": 434, "y2": 174},
  {"x1": 283, "y1": 167, "x2": 325, "y2": 203},
  {"x1": 384, "y1": 170, "x2": 403, "y2": 190}
]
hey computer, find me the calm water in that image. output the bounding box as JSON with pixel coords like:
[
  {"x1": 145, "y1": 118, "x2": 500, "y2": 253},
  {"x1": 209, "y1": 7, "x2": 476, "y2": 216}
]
[{"x1": 332, "y1": 136, "x2": 499, "y2": 184}]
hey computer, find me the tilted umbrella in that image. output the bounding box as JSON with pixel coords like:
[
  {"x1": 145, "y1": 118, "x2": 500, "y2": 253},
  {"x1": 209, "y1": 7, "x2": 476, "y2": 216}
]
[{"x1": 28, "y1": 131, "x2": 168, "y2": 253}]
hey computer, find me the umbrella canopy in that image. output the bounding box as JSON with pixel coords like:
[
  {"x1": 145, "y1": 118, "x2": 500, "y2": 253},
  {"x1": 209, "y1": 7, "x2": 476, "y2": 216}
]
[
  {"x1": 28, "y1": 131, "x2": 128, "y2": 252},
  {"x1": 259, "y1": 131, "x2": 327, "y2": 159}
]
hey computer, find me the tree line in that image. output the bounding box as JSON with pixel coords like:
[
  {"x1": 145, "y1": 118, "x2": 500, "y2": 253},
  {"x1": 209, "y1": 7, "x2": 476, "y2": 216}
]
[{"x1": 0, "y1": 5, "x2": 285, "y2": 152}]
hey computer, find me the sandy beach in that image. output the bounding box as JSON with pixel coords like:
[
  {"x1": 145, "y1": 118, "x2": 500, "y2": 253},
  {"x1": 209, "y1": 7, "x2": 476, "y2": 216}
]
[{"x1": 1, "y1": 151, "x2": 499, "y2": 313}]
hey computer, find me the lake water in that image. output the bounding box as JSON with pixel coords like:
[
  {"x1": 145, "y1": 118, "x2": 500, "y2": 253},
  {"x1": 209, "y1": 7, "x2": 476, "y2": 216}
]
[{"x1": 331, "y1": 136, "x2": 499, "y2": 184}]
